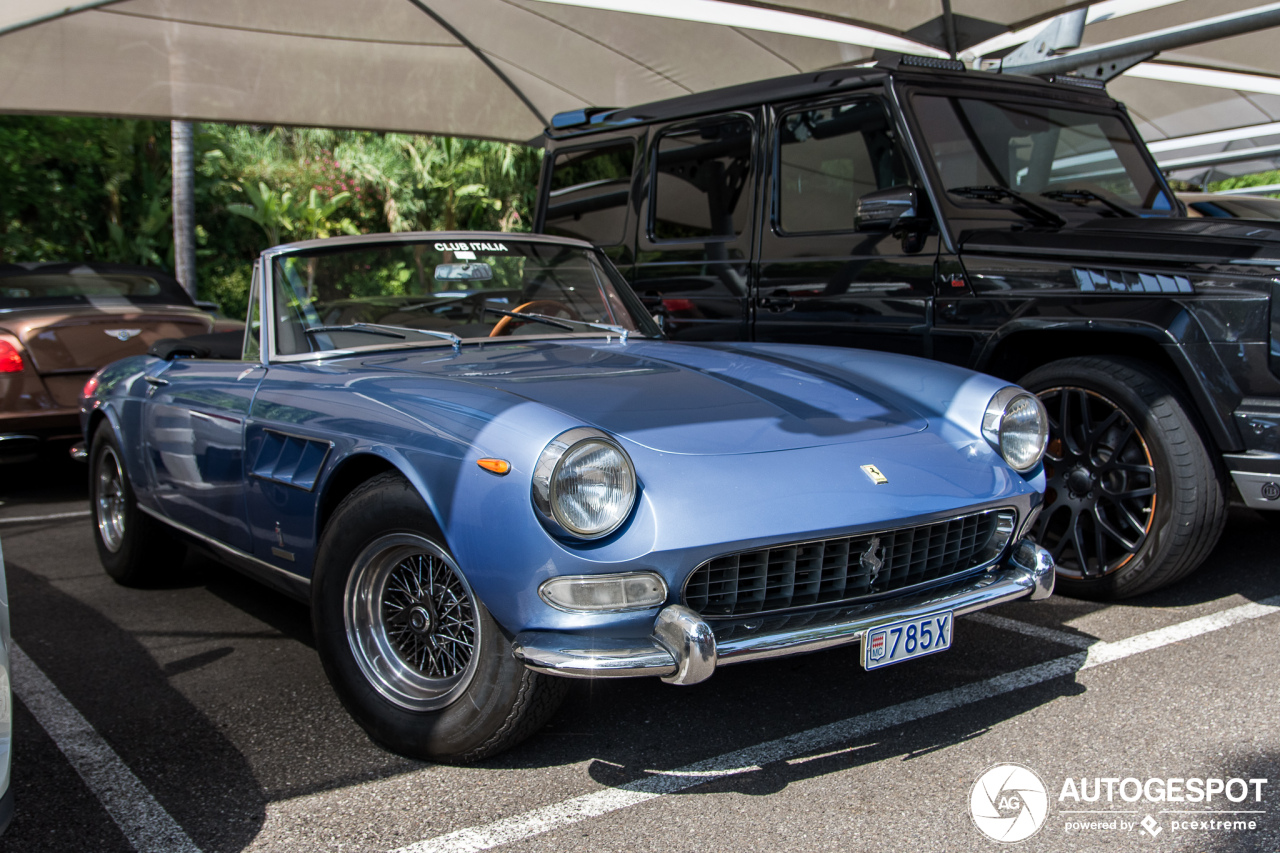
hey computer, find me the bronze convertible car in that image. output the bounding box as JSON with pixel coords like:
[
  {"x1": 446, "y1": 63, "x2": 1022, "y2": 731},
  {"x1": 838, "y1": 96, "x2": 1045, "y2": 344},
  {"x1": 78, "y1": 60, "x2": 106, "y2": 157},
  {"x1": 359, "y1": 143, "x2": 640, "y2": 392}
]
[{"x1": 0, "y1": 262, "x2": 215, "y2": 461}]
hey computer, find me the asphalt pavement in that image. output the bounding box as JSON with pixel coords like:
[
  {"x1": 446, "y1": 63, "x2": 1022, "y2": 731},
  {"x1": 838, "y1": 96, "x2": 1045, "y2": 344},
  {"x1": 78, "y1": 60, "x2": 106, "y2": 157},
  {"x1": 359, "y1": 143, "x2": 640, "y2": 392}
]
[{"x1": 0, "y1": 449, "x2": 1277, "y2": 852}]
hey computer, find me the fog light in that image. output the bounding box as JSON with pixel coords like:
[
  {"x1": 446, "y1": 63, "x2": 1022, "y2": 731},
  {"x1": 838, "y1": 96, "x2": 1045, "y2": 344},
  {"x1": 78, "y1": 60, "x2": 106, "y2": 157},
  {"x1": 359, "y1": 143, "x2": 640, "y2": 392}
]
[{"x1": 539, "y1": 572, "x2": 667, "y2": 612}]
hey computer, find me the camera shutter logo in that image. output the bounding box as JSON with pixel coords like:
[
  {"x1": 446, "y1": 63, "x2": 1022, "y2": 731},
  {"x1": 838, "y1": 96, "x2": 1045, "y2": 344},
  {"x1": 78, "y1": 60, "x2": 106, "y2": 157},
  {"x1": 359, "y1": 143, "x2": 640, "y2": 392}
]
[{"x1": 970, "y1": 763, "x2": 1049, "y2": 842}]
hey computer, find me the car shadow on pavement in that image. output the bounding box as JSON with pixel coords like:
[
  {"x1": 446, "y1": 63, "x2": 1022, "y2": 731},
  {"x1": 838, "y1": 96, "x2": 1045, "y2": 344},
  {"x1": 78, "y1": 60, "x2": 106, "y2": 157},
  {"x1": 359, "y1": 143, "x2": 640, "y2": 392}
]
[
  {"x1": 1204, "y1": 748, "x2": 1280, "y2": 852},
  {"x1": 581, "y1": 675, "x2": 1080, "y2": 800},
  {"x1": 1, "y1": 560, "x2": 268, "y2": 853}
]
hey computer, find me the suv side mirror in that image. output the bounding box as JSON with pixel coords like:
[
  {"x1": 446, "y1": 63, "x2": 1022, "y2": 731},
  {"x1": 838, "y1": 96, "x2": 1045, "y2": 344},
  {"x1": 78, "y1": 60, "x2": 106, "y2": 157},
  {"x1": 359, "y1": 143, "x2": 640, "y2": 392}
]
[{"x1": 855, "y1": 186, "x2": 919, "y2": 232}]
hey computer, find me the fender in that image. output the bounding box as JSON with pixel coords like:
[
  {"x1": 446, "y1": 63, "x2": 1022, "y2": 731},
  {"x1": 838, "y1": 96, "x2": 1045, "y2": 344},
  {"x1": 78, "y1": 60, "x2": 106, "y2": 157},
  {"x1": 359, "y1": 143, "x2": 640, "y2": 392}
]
[{"x1": 975, "y1": 311, "x2": 1243, "y2": 452}]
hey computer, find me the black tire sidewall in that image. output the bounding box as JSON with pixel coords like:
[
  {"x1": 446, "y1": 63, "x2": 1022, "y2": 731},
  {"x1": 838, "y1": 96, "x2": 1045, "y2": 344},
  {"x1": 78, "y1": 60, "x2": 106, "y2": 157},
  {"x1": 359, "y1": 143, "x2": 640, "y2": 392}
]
[
  {"x1": 311, "y1": 474, "x2": 536, "y2": 762},
  {"x1": 1021, "y1": 356, "x2": 1222, "y2": 599}
]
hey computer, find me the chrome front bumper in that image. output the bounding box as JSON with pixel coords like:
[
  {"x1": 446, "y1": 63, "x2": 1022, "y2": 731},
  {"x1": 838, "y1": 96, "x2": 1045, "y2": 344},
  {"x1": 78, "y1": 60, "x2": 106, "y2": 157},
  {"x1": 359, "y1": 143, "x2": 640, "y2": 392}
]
[{"x1": 512, "y1": 539, "x2": 1054, "y2": 685}]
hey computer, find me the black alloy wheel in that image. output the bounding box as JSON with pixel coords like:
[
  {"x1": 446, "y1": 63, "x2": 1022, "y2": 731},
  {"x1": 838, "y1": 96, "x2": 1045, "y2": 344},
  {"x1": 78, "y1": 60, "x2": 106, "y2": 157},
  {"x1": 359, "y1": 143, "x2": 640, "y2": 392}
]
[{"x1": 1020, "y1": 357, "x2": 1226, "y2": 600}]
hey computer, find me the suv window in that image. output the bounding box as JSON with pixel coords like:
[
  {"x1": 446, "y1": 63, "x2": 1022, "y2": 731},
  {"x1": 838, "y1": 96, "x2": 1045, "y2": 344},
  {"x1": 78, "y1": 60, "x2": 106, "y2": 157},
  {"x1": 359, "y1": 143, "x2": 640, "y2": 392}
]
[
  {"x1": 776, "y1": 100, "x2": 909, "y2": 234},
  {"x1": 914, "y1": 95, "x2": 1171, "y2": 212},
  {"x1": 543, "y1": 142, "x2": 635, "y2": 246},
  {"x1": 652, "y1": 117, "x2": 753, "y2": 241}
]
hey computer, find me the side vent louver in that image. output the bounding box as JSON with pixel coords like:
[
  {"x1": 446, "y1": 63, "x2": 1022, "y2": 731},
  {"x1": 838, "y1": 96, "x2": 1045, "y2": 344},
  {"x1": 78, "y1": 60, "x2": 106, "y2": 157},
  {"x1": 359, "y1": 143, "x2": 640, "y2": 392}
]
[
  {"x1": 1074, "y1": 268, "x2": 1192, "y2": 294},
  {"x1": 251, "y1": 430, "x2": 331, "y2": 490}
]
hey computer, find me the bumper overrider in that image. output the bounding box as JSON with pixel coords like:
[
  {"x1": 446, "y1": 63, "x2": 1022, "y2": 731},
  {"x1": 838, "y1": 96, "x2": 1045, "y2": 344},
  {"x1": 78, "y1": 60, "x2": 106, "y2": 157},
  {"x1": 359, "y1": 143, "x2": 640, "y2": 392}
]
[{"x1": 513, "y1": 538, "x2": 1054, "y2": 685}]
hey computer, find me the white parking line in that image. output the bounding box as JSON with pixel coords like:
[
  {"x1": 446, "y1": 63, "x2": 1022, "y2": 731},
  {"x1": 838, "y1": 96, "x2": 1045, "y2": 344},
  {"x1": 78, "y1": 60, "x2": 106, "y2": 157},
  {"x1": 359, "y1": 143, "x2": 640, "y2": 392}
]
[
  {"x1": 11, "y1": 643, "x2": 203, "y2": 853},
  {"x1": 0, "y1": 510, "x2": 91, "y2": 525},
  {"x1": 967, "y1": 611, "x2": 1095, "y2": 648},
  {"x1": 397, "y1": 594, "x2": 1280, "y2": 853}
]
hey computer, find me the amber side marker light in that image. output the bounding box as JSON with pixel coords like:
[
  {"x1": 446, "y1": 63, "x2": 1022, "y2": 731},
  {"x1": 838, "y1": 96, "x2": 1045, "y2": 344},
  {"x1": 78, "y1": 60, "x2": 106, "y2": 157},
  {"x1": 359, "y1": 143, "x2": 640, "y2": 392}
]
[{"x1": 477, "y1": 458, "x2": 511, "y2": 475}]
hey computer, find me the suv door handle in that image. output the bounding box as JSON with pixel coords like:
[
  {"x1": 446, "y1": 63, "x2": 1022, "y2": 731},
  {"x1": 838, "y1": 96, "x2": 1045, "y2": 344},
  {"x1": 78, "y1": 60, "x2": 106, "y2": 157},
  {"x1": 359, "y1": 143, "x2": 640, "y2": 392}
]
[{"x1": 758, "y1": 293, "x2": 795, "y2": 313}]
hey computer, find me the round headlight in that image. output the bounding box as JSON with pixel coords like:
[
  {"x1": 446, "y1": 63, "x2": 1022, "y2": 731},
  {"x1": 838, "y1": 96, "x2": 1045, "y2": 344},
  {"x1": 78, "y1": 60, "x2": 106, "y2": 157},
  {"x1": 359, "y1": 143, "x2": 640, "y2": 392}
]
[
  {"x1": 532, "y1": 428, "x2": 637, "y2": 539},
  {"x1": 982, "y1": 387, "x2": 1048, "y2": 472}
]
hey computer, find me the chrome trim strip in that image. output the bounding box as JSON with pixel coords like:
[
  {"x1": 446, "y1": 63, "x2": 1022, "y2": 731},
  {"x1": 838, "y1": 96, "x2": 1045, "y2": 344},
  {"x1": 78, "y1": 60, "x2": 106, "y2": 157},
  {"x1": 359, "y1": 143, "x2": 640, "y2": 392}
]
[
  {"x1": 138, "y1": 504, "x2": 310, "y2": 600},
  {"x1": 513, "y1": 541, "x2": 1054, "y2": 680}
]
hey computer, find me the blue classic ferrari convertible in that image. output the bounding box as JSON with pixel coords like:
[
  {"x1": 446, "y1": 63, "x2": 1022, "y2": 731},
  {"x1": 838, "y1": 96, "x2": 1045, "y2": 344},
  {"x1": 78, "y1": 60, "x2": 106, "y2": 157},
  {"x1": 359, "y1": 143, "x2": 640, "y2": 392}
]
[{"x1": 80, "y1": 232, "x2": 1053, "y2": 762}]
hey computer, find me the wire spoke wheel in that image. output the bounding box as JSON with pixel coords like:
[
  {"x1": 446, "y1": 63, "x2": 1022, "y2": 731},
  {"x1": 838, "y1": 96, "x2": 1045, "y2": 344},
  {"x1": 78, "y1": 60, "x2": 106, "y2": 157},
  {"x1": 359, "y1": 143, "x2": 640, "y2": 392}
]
[
  {"x1": 1034, "y1": 385, "x2": 1156, "y2": 580},
  {"x1": 95, "y1": 443, "x2": 128, "y2": 553},
  {"x1": 344, "y1": 533, "x2": 480, "y2": 711}
]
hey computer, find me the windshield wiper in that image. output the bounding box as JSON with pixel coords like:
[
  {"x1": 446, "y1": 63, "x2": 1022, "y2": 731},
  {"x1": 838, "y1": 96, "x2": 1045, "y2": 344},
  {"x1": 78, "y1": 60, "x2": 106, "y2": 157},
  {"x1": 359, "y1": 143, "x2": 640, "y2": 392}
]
[
  {"x1": 484, "y1": 307, "x2": 630, "y2": 341},
  {"x1": 304, "y1": 323, "x2": 461, "y2": 352},
  {"x1": 1040, "y1": 188, "x2": 1137, "y2": 218},
  {"x1": 948, "y1": 185, "x2": 1066, "y2": 227}
]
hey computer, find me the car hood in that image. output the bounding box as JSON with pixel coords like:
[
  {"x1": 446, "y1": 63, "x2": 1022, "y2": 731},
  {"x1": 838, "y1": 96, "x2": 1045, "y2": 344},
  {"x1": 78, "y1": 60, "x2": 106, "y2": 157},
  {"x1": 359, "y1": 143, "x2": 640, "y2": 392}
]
[
  {"x1": 961, "y1": 217, "x2": 1280, "y2": 266},
  {"x1": 365, "y1": 340, "x2": 930, "y2": 455}
]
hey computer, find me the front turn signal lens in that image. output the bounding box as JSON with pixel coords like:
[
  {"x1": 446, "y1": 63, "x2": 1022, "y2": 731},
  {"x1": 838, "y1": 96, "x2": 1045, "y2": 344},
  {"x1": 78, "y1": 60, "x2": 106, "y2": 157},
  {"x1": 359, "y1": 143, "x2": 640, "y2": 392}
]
[{"x1": 539, "y1": 572, "x2": 667, "y2": 613}]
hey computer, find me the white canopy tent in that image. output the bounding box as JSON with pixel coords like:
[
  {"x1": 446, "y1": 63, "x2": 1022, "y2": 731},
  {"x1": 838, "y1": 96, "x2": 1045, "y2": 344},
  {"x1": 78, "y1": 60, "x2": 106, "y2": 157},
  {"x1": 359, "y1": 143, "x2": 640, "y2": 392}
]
[
  {"x1": 2, "y1": 0, "x2": 1278, "y2": 148},
  {"x1": 6, "y1": 0, "x2": 1280, "y2": 282}
]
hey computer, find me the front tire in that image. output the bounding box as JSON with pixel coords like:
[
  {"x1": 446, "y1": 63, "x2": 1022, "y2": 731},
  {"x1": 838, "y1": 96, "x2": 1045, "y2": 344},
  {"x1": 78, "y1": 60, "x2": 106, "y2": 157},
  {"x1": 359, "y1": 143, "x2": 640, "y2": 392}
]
[
  {"x1": 89, "y1": 424, "x2": 185, "y2": 586},
  {"x1": 312, "y1": 473, "x2": 567, "y2": 762},
  {"x1": 1020, "y1": 357, "x2": 1226, "y2": 600}
]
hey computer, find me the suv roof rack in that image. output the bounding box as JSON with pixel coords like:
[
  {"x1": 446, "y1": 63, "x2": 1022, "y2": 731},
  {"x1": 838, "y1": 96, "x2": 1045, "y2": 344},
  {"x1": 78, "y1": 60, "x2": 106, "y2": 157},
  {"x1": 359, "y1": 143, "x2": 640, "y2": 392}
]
[{"x1": 550, "y1": 107, "x2": 621, "y2": 130}]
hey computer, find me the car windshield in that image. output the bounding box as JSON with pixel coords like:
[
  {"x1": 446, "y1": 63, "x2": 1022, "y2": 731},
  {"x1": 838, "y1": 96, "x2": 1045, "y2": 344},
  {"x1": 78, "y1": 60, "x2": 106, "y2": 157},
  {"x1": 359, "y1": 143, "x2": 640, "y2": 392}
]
[
  {"x1": 269, "y1": 237, "x2": 660, "y2": 356},
  {"x1": 0, "y1": 270, "x2": 191, "y2": 309},
  {"x1": 912, "y1": 95, "x2": 1175, "y2": 225}
]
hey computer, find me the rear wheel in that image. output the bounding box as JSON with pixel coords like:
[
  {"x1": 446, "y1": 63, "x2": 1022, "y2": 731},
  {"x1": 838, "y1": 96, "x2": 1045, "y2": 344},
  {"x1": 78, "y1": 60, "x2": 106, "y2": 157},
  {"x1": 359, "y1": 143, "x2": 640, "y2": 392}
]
[
  {"x1": 89, "y1": 424, "x2": 185, "y2": 585},
  {"x1": 1020, "y1": 357, "x2": 1226, "y2": 600},
  {"x1": 312, "y1": 473, "x2": 567, "y2": 762}
]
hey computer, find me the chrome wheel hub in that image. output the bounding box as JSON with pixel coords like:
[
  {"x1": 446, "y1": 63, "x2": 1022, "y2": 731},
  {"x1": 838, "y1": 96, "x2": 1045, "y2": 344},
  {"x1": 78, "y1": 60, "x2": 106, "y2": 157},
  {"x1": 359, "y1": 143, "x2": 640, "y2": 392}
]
[
  {"x1": 95, "y1": 445, "x2": 127, "y2": 553},
  {"x1": 344, "y1": 534, "x2": 479, "y2": 711}
]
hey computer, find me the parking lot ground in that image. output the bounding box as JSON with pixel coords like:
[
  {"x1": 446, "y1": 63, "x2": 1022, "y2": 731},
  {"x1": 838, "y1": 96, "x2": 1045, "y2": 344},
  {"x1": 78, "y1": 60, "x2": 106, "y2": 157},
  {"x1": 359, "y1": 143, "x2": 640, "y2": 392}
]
[{"x1": 0, "y1": 455, "x2": 1277, "y2": 852}]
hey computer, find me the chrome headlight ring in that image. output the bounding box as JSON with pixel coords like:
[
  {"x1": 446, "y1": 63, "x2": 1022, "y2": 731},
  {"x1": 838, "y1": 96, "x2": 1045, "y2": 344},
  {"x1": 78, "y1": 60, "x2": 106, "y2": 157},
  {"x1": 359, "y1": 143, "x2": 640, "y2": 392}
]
[
  {"x1": 982, "y1": 386, "x2": 1049, "y2": 473},
  {"x1": 532, "y1": 427, "x2": 637, "y2": 540}
]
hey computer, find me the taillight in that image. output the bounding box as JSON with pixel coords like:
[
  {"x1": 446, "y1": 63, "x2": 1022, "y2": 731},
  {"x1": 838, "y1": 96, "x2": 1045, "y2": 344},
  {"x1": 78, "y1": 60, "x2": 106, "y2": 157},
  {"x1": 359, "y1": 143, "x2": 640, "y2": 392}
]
[
  {"x1": 0, "y1": 340, "x2": 23, "y2": 373},
  {"x1": 83, "y1": 375, "x2": 99, "y2": 398}
]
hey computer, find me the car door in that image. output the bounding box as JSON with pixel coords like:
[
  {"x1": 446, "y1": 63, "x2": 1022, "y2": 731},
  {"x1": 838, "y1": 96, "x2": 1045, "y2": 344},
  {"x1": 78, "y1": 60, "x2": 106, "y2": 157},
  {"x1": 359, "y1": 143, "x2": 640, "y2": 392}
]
[
  {"x1": 753, "y1": 94, "x2": 940, "y2": 356},
  {"x1": 632, "y1": 111, "x2": 760, "y2": 341},
  {"x1": 143, "y1": 269, "x2": 263, "y2": 552}
]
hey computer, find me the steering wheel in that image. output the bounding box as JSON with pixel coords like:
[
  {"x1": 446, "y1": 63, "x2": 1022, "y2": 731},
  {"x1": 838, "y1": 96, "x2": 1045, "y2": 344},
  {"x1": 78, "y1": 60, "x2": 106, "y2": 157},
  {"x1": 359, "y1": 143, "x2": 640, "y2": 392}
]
[{"x1": 489, "y1": 300, "x2": 581, "y2": 336}]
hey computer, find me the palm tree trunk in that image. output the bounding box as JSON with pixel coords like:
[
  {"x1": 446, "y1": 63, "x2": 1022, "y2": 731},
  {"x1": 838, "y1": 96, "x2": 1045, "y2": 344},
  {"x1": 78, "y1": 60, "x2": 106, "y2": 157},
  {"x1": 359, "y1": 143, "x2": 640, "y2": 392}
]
[{"x1": 171, "y1": 120, "x2": 197, "y2": 299}]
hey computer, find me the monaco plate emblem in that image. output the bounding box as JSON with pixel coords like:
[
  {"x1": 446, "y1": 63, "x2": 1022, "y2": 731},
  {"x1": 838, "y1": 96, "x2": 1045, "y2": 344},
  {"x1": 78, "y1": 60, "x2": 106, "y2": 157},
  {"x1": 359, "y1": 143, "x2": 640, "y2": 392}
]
[{"x1": 868, "y1": 630, "x2": 887, "y2": 661}]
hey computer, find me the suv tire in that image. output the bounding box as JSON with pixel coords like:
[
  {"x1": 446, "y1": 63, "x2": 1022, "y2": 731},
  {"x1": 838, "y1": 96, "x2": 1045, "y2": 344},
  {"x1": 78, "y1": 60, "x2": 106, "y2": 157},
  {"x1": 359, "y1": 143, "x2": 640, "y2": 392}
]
[{"x1": 1020, "y1": 356, "x2": 1226, "y2": 599}]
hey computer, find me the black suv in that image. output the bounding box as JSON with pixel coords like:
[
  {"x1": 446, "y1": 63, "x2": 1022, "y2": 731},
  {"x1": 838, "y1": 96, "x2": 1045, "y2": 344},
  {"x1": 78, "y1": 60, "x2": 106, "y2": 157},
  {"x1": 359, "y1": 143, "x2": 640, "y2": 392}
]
[{"x1": 533, "y1": 56, "x2": 1280, "y2": 600}]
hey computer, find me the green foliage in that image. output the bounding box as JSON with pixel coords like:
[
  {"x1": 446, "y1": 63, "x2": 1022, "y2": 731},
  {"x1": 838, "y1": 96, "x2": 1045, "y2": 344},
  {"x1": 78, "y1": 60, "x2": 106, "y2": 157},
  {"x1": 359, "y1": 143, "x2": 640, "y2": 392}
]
[
  {"x1": 1208, "y1": 171, "x2": 1280, "y2": 197},
  {"x1": 1, "y1": 115, "x2": 543, "y2": 320},
  {"x1": 0, "y1": 116, "x2": 171, "y2": 266}
]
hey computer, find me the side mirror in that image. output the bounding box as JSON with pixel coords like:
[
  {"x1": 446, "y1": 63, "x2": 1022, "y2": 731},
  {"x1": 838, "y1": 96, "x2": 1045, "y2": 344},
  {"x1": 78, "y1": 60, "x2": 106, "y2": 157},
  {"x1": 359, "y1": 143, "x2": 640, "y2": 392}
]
[{"x1": 855, "y1": 186, "x2": 919, "y2": 232}]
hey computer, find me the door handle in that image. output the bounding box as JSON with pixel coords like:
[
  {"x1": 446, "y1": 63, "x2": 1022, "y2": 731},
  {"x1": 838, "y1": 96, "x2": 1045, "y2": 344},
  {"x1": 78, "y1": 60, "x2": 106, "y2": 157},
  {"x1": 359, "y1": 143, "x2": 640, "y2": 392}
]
[
  {"x1": 145, "y1": 375, "x2": 170, "y2": 387},
  {"x1": 758, "y1": 292, "x2": 795, "y2": 313}
]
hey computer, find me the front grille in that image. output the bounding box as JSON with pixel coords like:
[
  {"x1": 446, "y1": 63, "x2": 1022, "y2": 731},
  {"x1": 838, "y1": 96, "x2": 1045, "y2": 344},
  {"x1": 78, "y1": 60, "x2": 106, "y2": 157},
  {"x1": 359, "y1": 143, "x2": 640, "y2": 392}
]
[{"x1": 683, "y1": 510, "x2": 1015, "y2": 618}]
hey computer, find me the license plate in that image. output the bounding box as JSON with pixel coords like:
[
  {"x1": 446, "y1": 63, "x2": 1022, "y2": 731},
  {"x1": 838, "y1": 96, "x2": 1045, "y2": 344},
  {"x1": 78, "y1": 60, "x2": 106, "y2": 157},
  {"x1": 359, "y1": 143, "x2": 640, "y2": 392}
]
[{"x1": 862, "y1": 611, "x2": 953, "y2": 670}]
